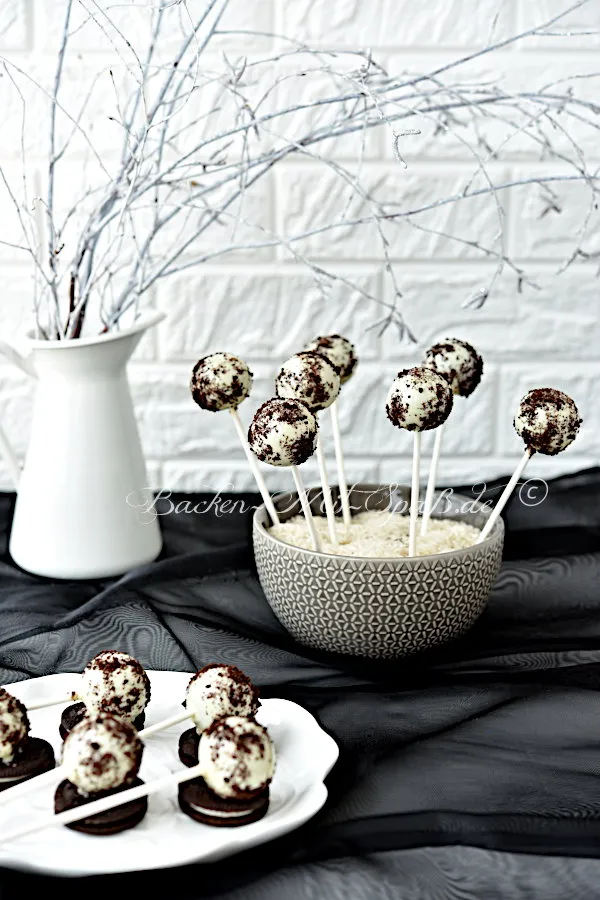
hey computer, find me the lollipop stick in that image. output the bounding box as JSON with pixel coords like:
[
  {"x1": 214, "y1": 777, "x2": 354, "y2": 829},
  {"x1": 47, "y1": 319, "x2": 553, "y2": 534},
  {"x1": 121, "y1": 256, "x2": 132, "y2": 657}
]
[
  {"x1": 27, "y1": 694, "x2": 76, "y2": 711},
  {"x1": 0, "y1": 761, "x2": 206, "y2": 845},
  {"x1": 0, "y1": 710, "x2": 192, "y2": 808},
  {"x1": 0, "y1": 765, "x2": 65, "y2": 807},
  {"x1": 138, "y1": 709, "x2": 190, "y2": 738},
  {"x1": 408, "y1": 432, "x2": 421, "y2": 557},
  {"x1": 229, "y1": 408, "x2": 280, "y2": 525},
  {"x1": 315, "y1": 434, "x2": 338, "y2": 546},
  {"x1": 290, "y1": 466, "x2": 321, "y2": 553},
  {"x1": 476, "y1": 448, "x2": 532, "y2": 544},
  {"x1": 330, "y1": 401, "x2": 352, "y2": 532},
  {"x1": 421, "y1": 425, "x2": 444, "y2": 536}
]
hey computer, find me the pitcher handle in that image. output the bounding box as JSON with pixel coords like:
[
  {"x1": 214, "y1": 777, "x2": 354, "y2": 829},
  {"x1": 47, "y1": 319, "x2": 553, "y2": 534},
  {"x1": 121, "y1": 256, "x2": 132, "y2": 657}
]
[
  {"x1": 0, "y1": 425, "x2": 21, "y2": 487},
  {"x1": 0, "y1": 340, "x2": 37, "y2": 379},
  {"x1": 0, "y1": 340, "x2": 36, "y2": 488}
]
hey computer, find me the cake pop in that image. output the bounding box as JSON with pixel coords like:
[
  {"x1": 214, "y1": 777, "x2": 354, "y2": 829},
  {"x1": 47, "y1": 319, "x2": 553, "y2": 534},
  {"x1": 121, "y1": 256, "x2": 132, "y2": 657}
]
[
  {"x1": 249, "y1": 399, "x2": 321, "y2": 551},
  {"x1": 178, "y1": 716, "x2": 275, "y2": 827},
  {"x1": 60, "y1": 650, "x2": 151, "y2": 739},
  {"x1": 386, "y1": 367, "x2": 454, "y2": 556},
  {"x1": 55, "y1": 715, "x2": 147, "y2": 835},
  {"x1": 190, "y1": 352, "x2": 252, "y2": 412},
  {"x1": 424, "y1": 338, "x2": 483, "y2": 397},
  {"x1": 249, "y1": 398, "x2": 318, "y2": 467},
  {"x1": 386, "y1": 367, "x2": 454, "y2": 433},
  {"x1": 305, "y1": 334, "x2": 357, "y2": 535},
  {"x1": 514, "y1": 388, "x2": 581, "y2": 455},
  {"x1": 0, "y1": 689, "x2": 55, "y2": 791},
  {"x1": 421, "y1": 339, "x2": 484, "y2": 535},
  {"x1": 305, "y1": 334, "x2": 357, "y2": 383},
  {"x1": 276, "y1": 351, "x2": 340, "y2": 412},
  {"x1": 179, "y1": 664, "x2": 260, "y2": 768},
  {"x1": 276, "y1": 353, "x2": 340, "y2": 545},
  {"x1": 477, "y1": 388, "x2": 581, "y2": 543},
  {"x1": 190, "y1": 353, "x2": 280, "y2": 525}
]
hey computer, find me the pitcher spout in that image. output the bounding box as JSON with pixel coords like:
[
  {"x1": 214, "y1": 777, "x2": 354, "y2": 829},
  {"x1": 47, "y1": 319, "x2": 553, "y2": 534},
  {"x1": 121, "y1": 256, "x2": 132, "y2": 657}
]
[{"x1": 22, "y1": 311, "x2": 166, "y2": 378}]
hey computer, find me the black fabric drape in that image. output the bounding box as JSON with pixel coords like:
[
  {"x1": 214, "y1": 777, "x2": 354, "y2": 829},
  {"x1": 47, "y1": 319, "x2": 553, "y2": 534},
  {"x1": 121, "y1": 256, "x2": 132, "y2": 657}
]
[{"x1": 1, "y1": 468, "x2": 600, "y2": 898}]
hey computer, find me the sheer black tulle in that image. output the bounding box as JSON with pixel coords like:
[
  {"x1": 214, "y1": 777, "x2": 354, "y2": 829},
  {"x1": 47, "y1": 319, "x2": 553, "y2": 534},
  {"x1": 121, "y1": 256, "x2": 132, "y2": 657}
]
[{"x1": 1, "y1": 468, "x2": 600, "y2": 897}]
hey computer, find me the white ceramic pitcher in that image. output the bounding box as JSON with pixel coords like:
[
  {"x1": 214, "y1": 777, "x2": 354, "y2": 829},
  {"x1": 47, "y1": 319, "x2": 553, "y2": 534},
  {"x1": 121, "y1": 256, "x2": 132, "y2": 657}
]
[{"x1": 0, "y1": 311, "x2": 164, "y2": 580}]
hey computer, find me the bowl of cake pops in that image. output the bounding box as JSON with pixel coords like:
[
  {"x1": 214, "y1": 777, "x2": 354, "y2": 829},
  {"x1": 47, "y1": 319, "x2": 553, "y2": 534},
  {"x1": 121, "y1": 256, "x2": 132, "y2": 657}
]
[{"x1": 190, "y1": 340, "x2": 582, "y2": 660}]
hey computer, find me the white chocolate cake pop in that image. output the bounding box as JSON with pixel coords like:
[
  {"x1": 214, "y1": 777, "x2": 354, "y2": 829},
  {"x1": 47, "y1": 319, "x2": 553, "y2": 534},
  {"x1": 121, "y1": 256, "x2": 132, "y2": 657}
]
[
  {"x1": 0, "y1": 689, "x2": 29, "y2": 762},
  {"x1": 305, "y1": 334, "x2": 357, "y2": 383},
  {"x1": 199, "y1": 716, "x2": 275, "y2": 800},
  {"x1": 477, "y1": 387, "x2": 582, "y2": 545},
  {"x1": 514, "y1": 388, "x2": 581, "y2": 455},
  {"x1": 276, "y1": 352, "x2": 340, "y2": 412},
  {"x1": 80, "y1": 651, "x2": 150, "y2": 724},
  {"x1": 190, "y1": 352, "x2": 252, "y2": 412},
  {"x1": 248, "y1": 398, "x2": 318, "y2": 467},
  {"x1": 186, "y1": 664, "x2": 260, "y2": 734},
  {"x1": 424, "y1": 338, "x2": 483, "y2": 397},
  {"x1": 61, "y1": 715, "x2": 143, "y2": 794},
  {"x1": 386, "y1": 366, "x2": 453, "y2": 432}
]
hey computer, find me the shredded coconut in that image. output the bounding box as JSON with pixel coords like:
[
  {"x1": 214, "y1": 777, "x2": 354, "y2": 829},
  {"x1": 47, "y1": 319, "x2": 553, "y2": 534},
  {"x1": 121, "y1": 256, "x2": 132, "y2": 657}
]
[{"x1": 268, "y1": 509, "x2": 480, "y2": 558}]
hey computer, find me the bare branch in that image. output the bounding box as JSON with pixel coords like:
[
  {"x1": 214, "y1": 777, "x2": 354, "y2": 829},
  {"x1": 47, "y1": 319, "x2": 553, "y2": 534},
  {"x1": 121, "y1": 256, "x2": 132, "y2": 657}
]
[{"x1": 0, "y1": 0, "x2": 598, "y2": 340}]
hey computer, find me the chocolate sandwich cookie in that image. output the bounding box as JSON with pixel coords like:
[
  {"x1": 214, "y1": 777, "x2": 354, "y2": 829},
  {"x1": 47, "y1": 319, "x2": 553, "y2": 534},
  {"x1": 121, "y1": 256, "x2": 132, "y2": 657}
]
[
  {"x1": 0, "y1": 738, "x2": 55, "y2": 791},
  {"x1": 55, "y1": 778, "x2": 148, "y2": 835},
  {"x1": 178, "y1": 776, "x2": 269, "y2": 827},
  {"x1": 59, "y1": 702, "x2": 146, "y2": 740},
  {"x1": 178, "y1": 727, "x2": 200, "y2": 768}
]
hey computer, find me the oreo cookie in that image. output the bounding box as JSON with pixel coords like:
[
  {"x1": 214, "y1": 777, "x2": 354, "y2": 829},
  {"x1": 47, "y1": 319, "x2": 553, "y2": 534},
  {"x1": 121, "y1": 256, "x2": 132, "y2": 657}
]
[
  {"x1": 178, "y1": 776, "x2": 269, "y2": 827},
  {"x1": 178, "y1": 727, "x2": 200, "y2": 768},
  {"x1": 0, "y1": 738, "x2": 55, "y2": 791},
  {"x1": 59, "y1": 702, "x2": 146, "y2": 740},
  {"x1": 54, "y1": 777, "x2": 147, "y2": 835}
]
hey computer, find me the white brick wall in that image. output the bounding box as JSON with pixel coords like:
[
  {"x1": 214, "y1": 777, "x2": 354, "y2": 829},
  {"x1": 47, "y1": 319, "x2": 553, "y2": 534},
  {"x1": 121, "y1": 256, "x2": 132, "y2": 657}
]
[{"x1": 0, "y1": 1, "x2": 598, "y2": 493}]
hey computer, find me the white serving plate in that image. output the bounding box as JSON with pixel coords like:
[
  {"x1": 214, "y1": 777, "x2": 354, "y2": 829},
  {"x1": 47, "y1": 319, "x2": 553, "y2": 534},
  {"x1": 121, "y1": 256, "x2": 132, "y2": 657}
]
[{"x1": 0, "y1": 671, "x2": 339, "y2": 877}]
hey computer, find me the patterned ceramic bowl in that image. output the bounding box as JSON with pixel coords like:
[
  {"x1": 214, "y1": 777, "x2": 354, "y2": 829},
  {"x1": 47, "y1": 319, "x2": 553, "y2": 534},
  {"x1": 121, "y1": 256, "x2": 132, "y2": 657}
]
[{"x1": 253, "y1": 483, "x2": 504, "y2": 660}]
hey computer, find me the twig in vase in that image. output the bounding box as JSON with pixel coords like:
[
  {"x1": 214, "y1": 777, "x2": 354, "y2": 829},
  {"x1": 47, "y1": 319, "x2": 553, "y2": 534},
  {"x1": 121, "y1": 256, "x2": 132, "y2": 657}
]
[{"x1": 0, "y1": 0, "x2": 597, "y2": 339}]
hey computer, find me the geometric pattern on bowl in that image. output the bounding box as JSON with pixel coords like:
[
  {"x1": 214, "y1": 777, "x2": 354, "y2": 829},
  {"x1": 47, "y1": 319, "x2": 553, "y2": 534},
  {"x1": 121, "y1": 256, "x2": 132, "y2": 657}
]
[{"x1": 253, "y1": 484, "x2": 504, "y2": 660}]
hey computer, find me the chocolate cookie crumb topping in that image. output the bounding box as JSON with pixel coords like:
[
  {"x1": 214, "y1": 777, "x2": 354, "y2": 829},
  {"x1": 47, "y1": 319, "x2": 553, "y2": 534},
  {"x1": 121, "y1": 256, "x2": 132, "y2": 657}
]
[
  {"x1": 514, "y1": 387, "x2": 581, "y2": 455},
  {"x1": 248, "y1": 398, "x2": 318, "y2": 467}
]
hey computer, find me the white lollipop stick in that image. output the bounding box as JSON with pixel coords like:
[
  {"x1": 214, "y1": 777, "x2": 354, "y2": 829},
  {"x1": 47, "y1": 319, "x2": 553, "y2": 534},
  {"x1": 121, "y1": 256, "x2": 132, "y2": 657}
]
[
  {"x1": 421, "y1": 425, "x2": 444, "y2": 536},
  {"x1": 315, "y1": 434, "x2": 338, "y2": 546},
  {"x1": 138, "y1": 709, "x2": 190, "y2": 738},
  {"x1": 229, "y1": 408, "x2": 280, "y2": 526},
  {"x1": 408, "y1": 432, "x2": 421, "y2": 557},
  {"x1": 290, "y1": 466, "x2": 321, "y2": 552},
  {"x1": 476, "y1": 448, "x2": 532, "y2": 544},
  {"x1": 330, "y1": 401, "x2": 352, "y2": 532},
  {"x1": 1, "y1": 761, "x2": 207, "y2": 845},
  {"x1": 0, "y1": 710, "x2": 193, "y2": 808},
  {"x1": 27, "y1": 694, "x2": 77, "y2": 711},
  {"x1": 0, "y1": 765, "x2": 65, "y2": 807}
]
